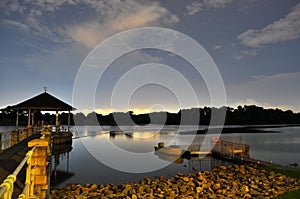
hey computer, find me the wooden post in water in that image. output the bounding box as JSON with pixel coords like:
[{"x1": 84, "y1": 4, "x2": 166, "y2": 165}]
[{"x1": 220, "y1": 140, "x2": 224, "y2": 155}]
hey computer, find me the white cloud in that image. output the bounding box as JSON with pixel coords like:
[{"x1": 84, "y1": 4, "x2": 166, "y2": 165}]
[
  {"x1": 63, "y1": 22, "x2": 104, "y2": 49},
  {"x1": 185, "y1": 0, "x2": 234, "y2": 15},
  {"x1": 186, "y1": 1, "x2": 203, "y2": 15},
  {"x1": 203, "y1": 0, "x2": 234, "y2": 9},
  {"x1": 1, "y1": 19, "x2": 29, "y2": 30},
  {"x1": 233, "y1": 54, "x2": 243, "y2": 61},
  {"x1": 1, "y1": 0, "x2": 179, "y2": 49},
  {"x1": 233, "y1": 49, "x2": 257, "y2": 60},
  {"x1": 62, "y1": 1, "x2": 179, "y2": 48},
  {"x1": 228, "y1": 72, "x2": 300, "y2": 112},
  {"x1": 213, "y1": 45, "x2": 222, "y2": 50},
  {"x1": 238, "y1": 2, "x2": 300, "y2": 47}
]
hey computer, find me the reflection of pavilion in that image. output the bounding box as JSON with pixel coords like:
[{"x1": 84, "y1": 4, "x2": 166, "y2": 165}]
[{"x1": 51, "y1": 143, "x2": 74, "y2": 185}]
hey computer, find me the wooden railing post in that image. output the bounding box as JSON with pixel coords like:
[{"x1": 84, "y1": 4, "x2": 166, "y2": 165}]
[
  {"x1": 4, "y1": 133, "x2": 8, "y2": 150},
  {"x1": 21, "y1": 129, "x2": 27, "y2": 141},
  {"x1": 28, "y1": 137, "x2": 50, "y2": 199},
  {"x1": 10, "y1": 130, "x2": 19, "y2": 146},
  {"x1": 28, "y1": 127, "x2": 33, "y2": 137}
]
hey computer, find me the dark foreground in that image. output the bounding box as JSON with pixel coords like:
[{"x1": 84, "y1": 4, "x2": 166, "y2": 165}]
[{"x1": 50, "y1": 164, "x2": 300, "y2": 199}]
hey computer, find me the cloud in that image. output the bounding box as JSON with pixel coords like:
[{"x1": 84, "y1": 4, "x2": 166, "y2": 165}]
[
  {"x1": 3, "y1": 0, "x2": 78, "y2": 14},
  {"x1": 233, "y1": 49, "x2": 257, "y2": 60},
  {"x1": 0, "y1": 0, "x2": 179, "y2": 49},
  {"x1": 238, "y1": 2, "x2": 300, "y2": 47},
  {"x1": 1, "y1": 0, "x2": 68, "y2": 44},
  {"x1": 63, "y1": 2, "x2": 179, "y2": 48},
  {"x1": 63, "y1": 22, "x2": 104, "y2": 49},
  {"x1": 213, "y1": 45, "x2": 222, "y2": 50},
  {"x1": 233, "y1": 54, "x2": 243, "y2": 61},
  {"x1": 227, "y1": 72, "x2": 300, "y2": 112},
  {"x1": 1, "y1": 19, "x2": 29, "y2": 30},
  {"x1": 186, "y1": 1, "x2": 203, "y2": 15},
  {"x1": 203, "y1": 0, "x2": 234, "y2": 9},
  {"x1": 185, "y1": 0, "x2": 234, "y2": 16}
]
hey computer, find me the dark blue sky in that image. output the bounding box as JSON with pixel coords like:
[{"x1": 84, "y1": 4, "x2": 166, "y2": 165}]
[{"x1": 1, "y1": 0, "x2": 300, "y2": 114}]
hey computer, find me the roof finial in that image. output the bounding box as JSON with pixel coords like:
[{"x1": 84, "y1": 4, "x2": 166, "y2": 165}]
[{"x1": 44, "y1": 87, "x2": 47, "y2": 93}]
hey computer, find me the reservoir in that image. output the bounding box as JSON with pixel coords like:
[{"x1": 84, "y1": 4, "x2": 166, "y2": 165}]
[{"x1": 35, "y1": 125, "x2": 300, "y2": 187}]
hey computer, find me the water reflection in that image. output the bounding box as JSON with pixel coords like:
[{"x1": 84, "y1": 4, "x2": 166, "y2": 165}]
[
  {"x1": 51, "y1": 143, "x2": 73, "y2": 185},
  {"x1": 51, "y1": 125, "x2": 300, "y2": 187},
  {"x1": 154, "y1": 151, "x2": 184, "y2": 164}
]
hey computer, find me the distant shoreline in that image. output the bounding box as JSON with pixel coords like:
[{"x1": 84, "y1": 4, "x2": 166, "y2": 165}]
[{"x1": 1, "y1": 124, "x2": 300, "y2": 134}]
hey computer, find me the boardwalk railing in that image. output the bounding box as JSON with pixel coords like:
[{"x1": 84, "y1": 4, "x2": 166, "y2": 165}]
[
  {"x1": 183, "y1": 136, "x2": 251, "y2": 159},
  {"x1": 0, "y1": 127, "x2": 37, "y2": 154},
  {"x1": 0, "y1": 145, "x2": 37, "y2": 199},
  {"x1": 0, "y1": 132, "x2": 51, "y2": 199},
  {"x1": 212, "y1": 139, "x2": 250, "y2": 159},
  {"x1": 0, "y1": 132, "x2": 10, "y2": 153},
  {"x1": 187, "y1": 137, "x2": 214, "y2": 155}
]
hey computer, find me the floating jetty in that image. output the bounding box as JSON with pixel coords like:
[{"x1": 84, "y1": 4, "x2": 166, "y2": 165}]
[{"x1": 157, "y1": 136, "x2": 277, "y2": 167}]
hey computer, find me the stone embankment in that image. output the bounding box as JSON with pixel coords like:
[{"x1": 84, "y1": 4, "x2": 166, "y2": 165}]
[{"x1": 50, "y1": 164, "x2": 300, "y2": 199}]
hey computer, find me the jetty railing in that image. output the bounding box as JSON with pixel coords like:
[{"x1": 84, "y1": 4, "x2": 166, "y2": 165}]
[
  {"x1": 0, "y1": 145, "x2": 37, "y2": 199},
  {"x1": 0, "y1": 127, "x2": 38, "y2": 154},
  {"x1": 0, "y1": 132, "x2": 10, "y2": 153},
  {"x1": 0, "y1": 132, "x2": 51, "y2": 199},
  {"x1": 212, "y1": 139, "x2": 250, "y2": 159}
]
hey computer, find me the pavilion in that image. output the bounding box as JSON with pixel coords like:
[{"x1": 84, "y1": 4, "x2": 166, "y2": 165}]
[{"x1": 4, "y1": 90, "x2": 76, "y2": 132}]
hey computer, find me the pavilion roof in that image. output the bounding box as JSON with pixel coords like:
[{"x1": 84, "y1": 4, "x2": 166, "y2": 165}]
[{"x1": 5, "y1": 92, "x2": 76, "y2": 111}]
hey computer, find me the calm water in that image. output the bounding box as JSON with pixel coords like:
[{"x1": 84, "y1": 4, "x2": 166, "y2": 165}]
[
  {"x1": 49, "y1": 125, "x2": 300, "y2": 187},
  {"x1": 1, "y1": 125, "x2": 300, "y2": 187}
]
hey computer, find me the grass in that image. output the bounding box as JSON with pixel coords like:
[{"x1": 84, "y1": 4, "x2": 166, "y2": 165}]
[
  {"x1": 259, "y1": 164, "x2": 300, "y2": 198},
  {"x1": 273, "y1": 189, "x2": 300, "y2": 199},
  {"x1": 260, "y1": 165, "x2": 300, "y2": 179}
]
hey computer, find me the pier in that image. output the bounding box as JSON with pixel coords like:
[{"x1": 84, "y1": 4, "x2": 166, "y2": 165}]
[
  {"x1": 185, "y1": 136, "x2": 278, "y2": 166},
  {"x1": 0, "y1": 91, "x2": 75, "y2": 199}
]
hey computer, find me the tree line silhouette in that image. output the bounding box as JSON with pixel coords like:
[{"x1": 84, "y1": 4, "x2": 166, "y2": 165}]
[{"x1": 1, "y1": 105, "x2": 300, "y2": 126}]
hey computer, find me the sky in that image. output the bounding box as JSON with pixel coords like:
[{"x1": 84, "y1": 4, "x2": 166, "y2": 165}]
[{"x1": 1, "y1": 0, "x2": 300, "y2": 115}]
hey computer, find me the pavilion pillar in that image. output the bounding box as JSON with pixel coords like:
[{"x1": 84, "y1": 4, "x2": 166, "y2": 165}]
[
  {"x1": 68, "y1": 111, "x2": 70, "y2": 132},
  {"x1": 29, "y1": 111, "x2": 34, "y2": 136},
  {"x1": 32, "y1": 112, "x2": 35, "y2": 127},
  {"x1": 28, "y1": 109, "x2": 31, "y2": 128},
  {"x1": 56, "y1": 110, "x2": 59, "y2": 132},
  {"x1": 16, "y1": 111, "x2": 19, "y2": 129}
]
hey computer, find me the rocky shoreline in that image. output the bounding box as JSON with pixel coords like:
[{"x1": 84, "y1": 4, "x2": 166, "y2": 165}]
[{"x1": 50, "y1": 164, "x2": 300, "y2": 199}]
